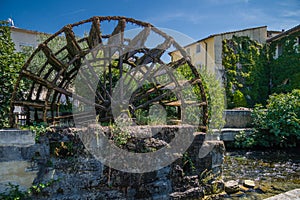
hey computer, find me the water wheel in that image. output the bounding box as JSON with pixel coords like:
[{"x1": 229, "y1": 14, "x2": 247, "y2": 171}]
[{"x1": 10, "y1": 16, "x2": 208, "y2": 131}]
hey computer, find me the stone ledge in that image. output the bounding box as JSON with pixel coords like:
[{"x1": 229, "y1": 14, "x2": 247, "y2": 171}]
[
  {"x1": 219, "y1": 128, "x2": 253, "y2": 141},
  {"x1": 264, "y1": 188, "x2": 300, "y2": 200},
  {"x1": 224, "y1": 109, "x2": 252, "y2": 128},
  {"x1": 0, "y1": 129, "x2": 35, "y2": 147}
]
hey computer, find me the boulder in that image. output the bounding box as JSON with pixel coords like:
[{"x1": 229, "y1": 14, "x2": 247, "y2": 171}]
[
  {"x1": 243, "y1": 180, "x2": 255, "y2": 188},
  {"x1": 224, "y1": 180, "x2": 239, "y2": 194}
]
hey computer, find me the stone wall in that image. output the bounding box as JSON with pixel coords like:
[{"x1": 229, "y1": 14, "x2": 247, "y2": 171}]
[
  {"x1": 0, "y1": 126, "x2": 225, "y2": 199},
  {"x1": 0, "y1": 129, "x2": 49, "y2": 193},
  {"x1": 224, "y1": 109, "x2": 252, "y2": 128}
]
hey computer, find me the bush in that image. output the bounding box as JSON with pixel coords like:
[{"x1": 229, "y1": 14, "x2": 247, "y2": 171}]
[
  {"x1": 234, "y1": 130, "x2": 255, "y2": 148},
  {"x1": 251, "y1": 89, "x2": 300, "y2": 147},
  {"x1": 232, "y1": 90, "x2": 247, "y2": 108}
]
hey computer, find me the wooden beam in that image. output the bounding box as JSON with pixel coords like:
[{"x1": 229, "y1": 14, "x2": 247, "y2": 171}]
[
  {"x1": 163, "y1": 100, "x2": 207, "y2": 107},
  {"x1": 21, "y1": 70, "x2": 107, "y2": 111},
  {"x1": 64, "y1": 25, "x2": 81, "y2": 58},
  {"x1": 88, "y1": 18, "x2": 102, "y2": 49},
  {"x1": 41, "y1": 44, "x2": 67, "y2": 70},
  {"x1": 14, "y1": 101, "x2": 50, "y2": 109}
]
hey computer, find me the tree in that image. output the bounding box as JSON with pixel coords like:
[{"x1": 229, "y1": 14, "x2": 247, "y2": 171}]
[{"x1": 0, "y1": 21, "x2": 25, "y2": 127}]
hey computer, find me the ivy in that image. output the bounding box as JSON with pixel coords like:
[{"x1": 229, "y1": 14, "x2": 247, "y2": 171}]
[
  {"x1": 0, "y1": 21, "x2": 26, "y2": 127},
  {"x1": 269, "y1": 32, "x2": 300, "y2": 94},
  {"x1": 222, "y1": 36, "x2": 269, "y2": 108}
]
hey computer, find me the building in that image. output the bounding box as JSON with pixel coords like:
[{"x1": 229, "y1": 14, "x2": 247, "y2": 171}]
[
  {"x1": 170, "y1": 26, "x2": 271, "y2": 79},
  {"x1": 10, "y1": 26, "x2": 48, "y2": 52},
  {"x1": 267, "y1": 24, "x2": 300, "y2": 93},
  {"x1": 267, "y1": 24, "x2": 300, "y2": 59}
]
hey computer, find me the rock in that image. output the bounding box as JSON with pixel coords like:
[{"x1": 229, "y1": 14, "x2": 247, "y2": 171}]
[
  {"x1": 243, "y1": 179, "x2": 255, "y2": 188},
  {"x1": 239, "y1": 185, "x2": 250, "y2": 192},
  {"x1": 230, "y1": 191, "x2": 245, "y2": 197},
  {"x1": 170, "y1": 187, "x2": 204, "y2": 199},
  {"x1": 224, "y1": 180, "x2": 240, "y2": 194},
  {"x1": 264, "y1": 188, "x2": 300, "y2": 200}
]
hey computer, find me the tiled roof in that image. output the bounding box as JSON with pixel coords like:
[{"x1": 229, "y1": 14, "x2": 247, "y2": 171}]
[
  {"x1": 184, "y1": 26, "x2": 267, "y2": 48},
  {"x1": 10, "y1": 26, "x2": 50, "y2": 35},
  {"x1": 267, "y1": 24, "x2": 300, "y2": 42}
]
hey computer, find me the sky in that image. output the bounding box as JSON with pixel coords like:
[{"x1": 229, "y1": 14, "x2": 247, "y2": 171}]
[{"x1": 1, "y1": 0, "x2": 299, "y2": 43}]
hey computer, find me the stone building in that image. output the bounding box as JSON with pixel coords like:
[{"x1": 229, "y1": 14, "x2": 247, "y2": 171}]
[{"x1": 170, "y1": 26, "x2": 281, "y2": 80}]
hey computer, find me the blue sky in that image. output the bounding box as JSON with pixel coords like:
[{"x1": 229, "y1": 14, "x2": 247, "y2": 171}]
[{"x1": 1, "y1": 0, "x2": 299, "y2": 41}]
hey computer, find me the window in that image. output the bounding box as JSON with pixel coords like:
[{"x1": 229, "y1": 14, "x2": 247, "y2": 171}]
[
  {"x1": 274, "y1": 44, "x2": 283, "y2": 59},
  {"x1": 277, "y1": 44, "x2": 283, "y2": 56},
  {"x1": 19, "y1": 43, "x2": 34, "y2": 52},
  {"x1": 195, "y1": 62, "x2": 202, "y2": 69},
  {"x1": 196, "y1": 44, "x2": 201, "y2": 53},
  {"x1": 294, "y1": 36, "x2": 300, "y2": 53},
  {"x1": 186, "y1": 48, "x2": 190, "y2": 55}
]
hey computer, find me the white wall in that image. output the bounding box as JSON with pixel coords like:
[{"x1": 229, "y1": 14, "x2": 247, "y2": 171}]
[{"x1": 10, "y1": 29, "x2": 40, "y2": 52}]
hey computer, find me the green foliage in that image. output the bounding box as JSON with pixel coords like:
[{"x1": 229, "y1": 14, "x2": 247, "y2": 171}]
[
  {"x1": 251, "y1": 89, "x2": 300, "y2": 147},
  {"x1": 222, "y1": 36, "x2": 269, "y2": 108},
  {"x1": 0, "y1": 21, "x2": 26, "y2": 127},
  {"x1": 199, "y1": 169, "x2": 218, "y2": 185},
  {"x1": 199, "y1": 67, "x2": 225, "y2": 132},
  {"x1": 269, "y1": 33, "x2": 300, "y2": 94},
  {"x1": 182, "y1": 152, "x2": 196, "y2": 173},
  {"x1": 110, "y1": 116, "x2": 132, "y2": 147},
  {"x1": 232, "y1": 90, "x2": 247, "y2": 107},
  {"x1": 28, "y1": 179, "x2": 58, "y2": 196},
  {"x1": 0, "y1": 180, "x2": 58, "y2": 199},
  {"x1": 234, "y1": 130, "x2": 255, "y2": 148},
  {"x1": 0, "y1": 183, "x2": 29, "y2": 200},
  {"x1": 176, "y1": 64, "x2": 225, "y2": 131},
  {"x1": 21, "y1": 125, "x2": 50, "y2": 142}
]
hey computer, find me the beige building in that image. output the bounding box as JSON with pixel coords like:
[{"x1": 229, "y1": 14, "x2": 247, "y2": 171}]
[
  {"x1": 170, "y1": 26, "x2": 273, "y2": 79},
  {"x1": 10, "y1": 26, "x2": 48, "y2": 52}
]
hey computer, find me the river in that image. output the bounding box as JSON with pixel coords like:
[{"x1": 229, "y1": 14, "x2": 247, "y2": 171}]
[{"x1": 222, "y1": 148, "x2": 300, "y2": 199}]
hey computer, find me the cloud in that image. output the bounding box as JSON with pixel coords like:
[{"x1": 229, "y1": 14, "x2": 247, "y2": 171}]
[
  {"x1": 237, "y1": 6, "x2": 299, "y2": 32},
  {"x1": 281, "y1": 10, "x2": 300, "y2": 17},
  {"x1": 276, "y1": 0, "x2": 300, "y2": 7}
]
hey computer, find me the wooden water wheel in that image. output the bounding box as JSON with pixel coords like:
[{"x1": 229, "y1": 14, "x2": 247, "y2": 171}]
[{"x1": 10, "y1": 16, "x2": 208, "y2": 131}]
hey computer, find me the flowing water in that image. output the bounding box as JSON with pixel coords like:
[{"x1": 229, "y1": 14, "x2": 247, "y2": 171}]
[{"x1": 222, "y1": 149, "x2": 300, "y2": 199}]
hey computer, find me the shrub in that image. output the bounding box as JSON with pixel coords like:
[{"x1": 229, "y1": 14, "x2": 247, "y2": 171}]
[
  {"x1": 251, "y1": 89, "x2": 300, "y2": 147},
  {"x1": 234, "y1": 130, "x2": 255, "y2": 148},
  {"x1": 232, "y1": 90, "x2": 247, "y2": 108}
]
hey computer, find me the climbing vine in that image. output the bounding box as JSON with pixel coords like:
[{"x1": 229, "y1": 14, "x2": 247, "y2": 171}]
[
  {"x1": 269, "y1": 32, "x2": 300, "y2": 94},
  {"x1": 0, "y1": 21, "x2": 26, "y2": 127},
  {"x1": 222, "y1": 36, "x2": 269, "y2": 108}
]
